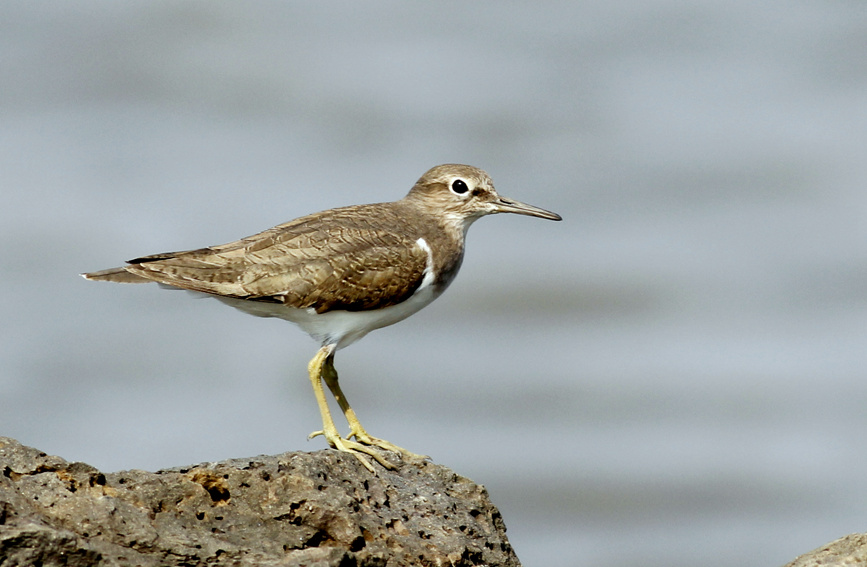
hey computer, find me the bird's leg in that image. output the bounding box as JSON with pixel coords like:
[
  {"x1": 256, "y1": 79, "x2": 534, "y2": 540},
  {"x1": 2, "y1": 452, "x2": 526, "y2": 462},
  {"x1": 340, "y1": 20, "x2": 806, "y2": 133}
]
[
  {"x1": 306, "y1": 345, "x2": 394, "y2": 471},
  {"x1": 319, "y1": 353, "x2": 428, "y2": 462}
]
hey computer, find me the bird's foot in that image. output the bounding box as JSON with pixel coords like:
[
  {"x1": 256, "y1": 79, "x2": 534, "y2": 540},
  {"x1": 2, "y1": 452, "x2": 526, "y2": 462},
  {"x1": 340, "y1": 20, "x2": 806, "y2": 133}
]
[
  {"x1": 308, "y1": 427, "x2": 429, "y2": 471},
  {"x1": 348, "y1": 428, "x2": 429, "y2": 462},
  {"x1": 308, "y1": 429, "x2": 395, "y2": 472}
]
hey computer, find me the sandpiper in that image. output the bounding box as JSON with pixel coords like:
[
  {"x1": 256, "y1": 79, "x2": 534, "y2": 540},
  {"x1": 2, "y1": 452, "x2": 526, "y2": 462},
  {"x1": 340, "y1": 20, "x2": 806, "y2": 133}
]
[{"x1": 83, "y1": 164, "x2": 561, "y2": 471}]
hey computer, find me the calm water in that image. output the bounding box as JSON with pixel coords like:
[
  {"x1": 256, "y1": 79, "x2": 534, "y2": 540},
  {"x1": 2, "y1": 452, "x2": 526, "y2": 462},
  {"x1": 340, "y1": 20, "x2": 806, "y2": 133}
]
[{"x1": 2, "y1": 3, "x2": 867, "y2": 566}]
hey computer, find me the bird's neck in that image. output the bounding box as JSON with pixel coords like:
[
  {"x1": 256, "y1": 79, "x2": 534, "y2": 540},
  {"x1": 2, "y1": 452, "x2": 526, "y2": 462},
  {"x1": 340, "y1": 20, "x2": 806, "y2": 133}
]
[{"x1": 397, "y1": 198, "x2": 470, "y2": 293}]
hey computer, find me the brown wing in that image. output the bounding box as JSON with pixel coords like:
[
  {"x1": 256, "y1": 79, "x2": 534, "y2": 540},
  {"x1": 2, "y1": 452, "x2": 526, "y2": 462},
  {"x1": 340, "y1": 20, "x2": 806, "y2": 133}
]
[{"x1": 122, "y1": 204, "x2": 429, "y2": 313}]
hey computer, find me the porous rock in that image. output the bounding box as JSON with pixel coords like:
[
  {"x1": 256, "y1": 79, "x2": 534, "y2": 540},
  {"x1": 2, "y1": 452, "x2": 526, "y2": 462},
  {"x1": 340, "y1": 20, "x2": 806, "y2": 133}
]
[
  {"x1": 784, "y1": 532, "x2": 867, "y2": 567},
  {"x1": 0, "y1": 437, "x2": 520, "y2": 566}
]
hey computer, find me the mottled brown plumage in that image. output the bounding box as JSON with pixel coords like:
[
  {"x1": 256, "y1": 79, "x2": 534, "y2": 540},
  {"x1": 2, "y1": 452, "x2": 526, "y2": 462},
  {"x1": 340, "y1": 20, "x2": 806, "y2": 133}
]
[
  {"x1": 126, "y1": 203, "x2": 435, "y2": 312},
  {"x1": 83, "y1": 164, "x2": 561, "y2": 471}
]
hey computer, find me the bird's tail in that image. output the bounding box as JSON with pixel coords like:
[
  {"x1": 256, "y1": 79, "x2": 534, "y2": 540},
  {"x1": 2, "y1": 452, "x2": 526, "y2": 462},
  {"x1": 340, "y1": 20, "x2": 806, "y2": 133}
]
[{"x1": 81, "y1": 267, "x2": 151, "y2": 283}]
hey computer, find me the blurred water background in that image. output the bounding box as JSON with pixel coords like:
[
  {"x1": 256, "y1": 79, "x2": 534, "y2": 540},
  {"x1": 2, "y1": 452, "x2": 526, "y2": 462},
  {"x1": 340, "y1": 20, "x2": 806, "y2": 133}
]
[{"x1": 2, "y1": 2, "x2": 867, "y2": 566}]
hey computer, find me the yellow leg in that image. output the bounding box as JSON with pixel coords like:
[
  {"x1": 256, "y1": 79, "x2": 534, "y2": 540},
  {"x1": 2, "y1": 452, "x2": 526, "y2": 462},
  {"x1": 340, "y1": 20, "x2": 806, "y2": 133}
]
[
  {"x1": 306, "y1": 345, "x2": 398, "y2": 471},
  {"x1": 320, "y1": 354, "x2": 428, "y2": 462}
]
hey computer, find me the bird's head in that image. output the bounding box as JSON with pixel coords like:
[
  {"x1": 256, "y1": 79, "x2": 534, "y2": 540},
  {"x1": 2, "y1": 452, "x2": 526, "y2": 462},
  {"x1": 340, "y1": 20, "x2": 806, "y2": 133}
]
[{"x1": 406, "y1": 164, "x2": 561, "y2": 234}]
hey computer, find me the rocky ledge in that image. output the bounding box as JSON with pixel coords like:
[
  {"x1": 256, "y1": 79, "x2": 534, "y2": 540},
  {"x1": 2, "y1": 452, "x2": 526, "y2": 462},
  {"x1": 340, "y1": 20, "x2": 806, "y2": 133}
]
[
  {"x1": 784, "y1": 533, "x2": 867, "y2": 567},
  {"x1": 0, "y1": 437, "x2": 519, "y2": 566}
]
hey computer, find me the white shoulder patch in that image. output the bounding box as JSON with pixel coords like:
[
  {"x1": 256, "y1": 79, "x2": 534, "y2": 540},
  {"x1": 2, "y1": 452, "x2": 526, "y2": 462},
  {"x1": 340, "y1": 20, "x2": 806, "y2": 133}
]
[{"x1": 415, "y1": 237, "x2": 436, "y2": 290}]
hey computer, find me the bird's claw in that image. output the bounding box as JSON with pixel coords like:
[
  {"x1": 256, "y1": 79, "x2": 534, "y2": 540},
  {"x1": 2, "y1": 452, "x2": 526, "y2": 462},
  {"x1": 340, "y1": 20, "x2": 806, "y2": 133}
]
[{"x1": 308, "y1": 429, "x2": 397, "y2": 472}]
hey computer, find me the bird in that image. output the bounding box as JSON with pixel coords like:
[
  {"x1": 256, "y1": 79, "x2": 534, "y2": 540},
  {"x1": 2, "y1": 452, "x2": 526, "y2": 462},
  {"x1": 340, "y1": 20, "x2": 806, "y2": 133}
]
[{"x1": 83, "y1": 164, "x2": 562, "y2": 471}]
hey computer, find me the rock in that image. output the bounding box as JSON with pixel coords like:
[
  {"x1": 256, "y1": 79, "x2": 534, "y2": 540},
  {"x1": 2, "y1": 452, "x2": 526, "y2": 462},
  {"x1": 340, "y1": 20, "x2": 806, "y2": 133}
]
[
  {"x1": 0, "y1": 437, "x2": 520, "y2": 566},
  {"x1": 784, "y1": 533, "x2": 867, "y2": 567}
]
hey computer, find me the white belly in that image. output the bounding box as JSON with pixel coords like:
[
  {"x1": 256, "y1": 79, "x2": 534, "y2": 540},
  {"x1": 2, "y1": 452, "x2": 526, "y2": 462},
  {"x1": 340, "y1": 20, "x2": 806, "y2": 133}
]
[
  {"x1": 211, "y1": 236, "x2": 443, "y2": 349},
  {"x1": 213, "y1": 281, "x2": 440, "y2": 349}
]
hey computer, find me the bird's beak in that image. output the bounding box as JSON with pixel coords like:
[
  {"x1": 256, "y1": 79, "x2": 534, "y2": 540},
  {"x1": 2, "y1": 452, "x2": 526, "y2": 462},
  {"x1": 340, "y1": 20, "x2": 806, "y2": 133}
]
[{"x1": 492, "y1": 196, "x2": 562, "y2": 221}]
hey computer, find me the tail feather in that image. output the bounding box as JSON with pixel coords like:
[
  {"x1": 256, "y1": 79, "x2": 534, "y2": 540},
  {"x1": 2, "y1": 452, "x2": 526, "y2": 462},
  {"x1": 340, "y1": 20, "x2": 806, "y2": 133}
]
[{"x1": 81, "y1": 267, "x2": 152, "y2": 283}]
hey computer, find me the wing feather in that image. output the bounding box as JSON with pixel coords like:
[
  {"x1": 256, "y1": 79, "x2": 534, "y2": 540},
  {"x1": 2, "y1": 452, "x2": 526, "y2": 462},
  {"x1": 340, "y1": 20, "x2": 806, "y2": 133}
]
[{"x1": 122, "y1": 204, "x2": 429, "y2": 313}]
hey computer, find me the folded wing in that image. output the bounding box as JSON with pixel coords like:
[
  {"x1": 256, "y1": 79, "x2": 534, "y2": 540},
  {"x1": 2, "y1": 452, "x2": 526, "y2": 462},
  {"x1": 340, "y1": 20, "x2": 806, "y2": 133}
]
[{"x1": 83, "y1": 205, "x2": 429, "y2": 314}]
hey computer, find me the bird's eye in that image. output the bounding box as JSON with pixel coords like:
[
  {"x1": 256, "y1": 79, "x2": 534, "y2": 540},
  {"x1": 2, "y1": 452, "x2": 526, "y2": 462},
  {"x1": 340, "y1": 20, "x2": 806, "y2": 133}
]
[{"x1": 451, "y1": 179, "x2": 469, "y2": 195}]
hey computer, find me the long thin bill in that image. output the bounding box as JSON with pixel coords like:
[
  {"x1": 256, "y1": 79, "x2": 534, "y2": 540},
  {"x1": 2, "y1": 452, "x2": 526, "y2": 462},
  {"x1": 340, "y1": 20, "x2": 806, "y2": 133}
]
[{"x1": 494, "y1": 196, "x2": 562, "y2": 221}]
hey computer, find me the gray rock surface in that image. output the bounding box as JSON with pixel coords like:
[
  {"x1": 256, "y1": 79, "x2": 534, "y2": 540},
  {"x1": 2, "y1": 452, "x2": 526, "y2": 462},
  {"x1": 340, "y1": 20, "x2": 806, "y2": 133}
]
[
  {"x1": 0, "y1": 437, "x2": 520, "y2": 566},
  {"x1": 784, "y1": 533, "x2": 867, "y2": 567}
]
